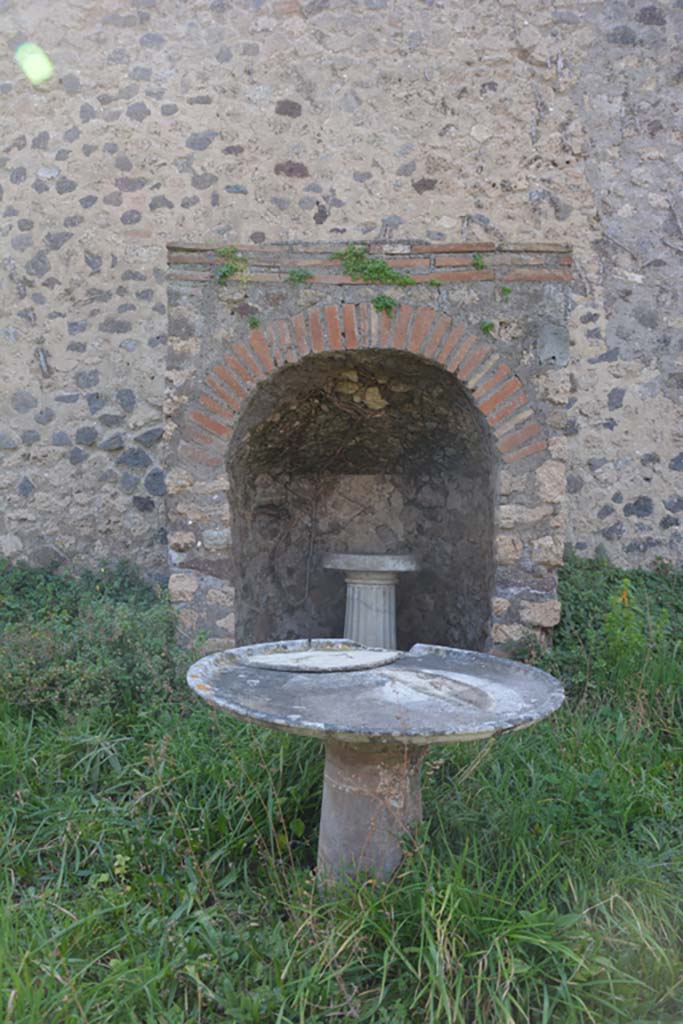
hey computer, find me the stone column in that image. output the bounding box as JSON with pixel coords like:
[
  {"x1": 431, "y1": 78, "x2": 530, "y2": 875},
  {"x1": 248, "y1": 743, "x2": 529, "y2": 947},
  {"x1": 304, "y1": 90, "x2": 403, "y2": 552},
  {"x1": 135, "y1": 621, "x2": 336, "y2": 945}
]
[
  {"x1": 317, "y1": 740, "x2": 426, "y2": 884},
  {"x1": 322, "y1": 553, "x2": 418, "y2": 650},
  {"x1": 343, "y1": 569, "x2": 398, "y2": 648}
]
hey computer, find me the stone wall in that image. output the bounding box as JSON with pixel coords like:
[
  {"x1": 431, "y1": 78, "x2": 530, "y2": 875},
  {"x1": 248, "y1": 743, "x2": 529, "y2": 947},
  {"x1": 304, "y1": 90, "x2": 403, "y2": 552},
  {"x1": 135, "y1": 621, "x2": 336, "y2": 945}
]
[{"x1": 1, "y1": 1, "x2": 681, "y2": 583}]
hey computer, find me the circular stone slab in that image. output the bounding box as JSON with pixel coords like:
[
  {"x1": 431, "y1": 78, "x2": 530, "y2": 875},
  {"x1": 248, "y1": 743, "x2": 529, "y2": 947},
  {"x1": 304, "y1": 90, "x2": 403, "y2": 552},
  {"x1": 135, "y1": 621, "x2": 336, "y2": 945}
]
[
  {"x1": 188, "y1": 640, "x2": 564, "y2": 745},
  {"x1": 235, "y1": 638, "x2": 401, "y2": 673}
]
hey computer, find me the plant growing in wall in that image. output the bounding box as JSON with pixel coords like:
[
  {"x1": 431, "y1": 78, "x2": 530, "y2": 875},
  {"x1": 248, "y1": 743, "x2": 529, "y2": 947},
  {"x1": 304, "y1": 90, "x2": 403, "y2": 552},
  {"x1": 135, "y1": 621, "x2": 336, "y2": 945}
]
[
  {"x1": 288, "y1": 268, "x2": 314, "y2": 284},
  {"x1": 330, "y1": 244, "x2": 415, "y2": 286},
  {"x1": 480, "y1": 320, "x2": 495, "y2": 336},
  {"x1": 371, "y1": 294, "x2": 398, "y2": 317},
  {"x1": 215, "y1": 246, "x2": 249, "y2": 285},
  {"x1": 472, "y1": 252, "x2": 486, "y2": 270}
]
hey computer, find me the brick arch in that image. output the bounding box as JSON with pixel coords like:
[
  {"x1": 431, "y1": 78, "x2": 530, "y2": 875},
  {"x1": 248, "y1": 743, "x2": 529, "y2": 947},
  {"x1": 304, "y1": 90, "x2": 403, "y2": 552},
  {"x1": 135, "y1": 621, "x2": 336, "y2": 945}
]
[
  {"x1": 168, "y1": 299, "x2": 564, "y2": 651},
  {"x1": 183, "y1": 301, "x2": 547, "y2": 466}
]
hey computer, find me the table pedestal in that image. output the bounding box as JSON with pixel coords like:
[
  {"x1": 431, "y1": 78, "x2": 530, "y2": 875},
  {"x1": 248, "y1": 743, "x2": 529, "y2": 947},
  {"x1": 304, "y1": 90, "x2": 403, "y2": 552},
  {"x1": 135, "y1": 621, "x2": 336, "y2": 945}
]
[{"x1": 317, "y1": 740, "x2": 426, "y2": 883}]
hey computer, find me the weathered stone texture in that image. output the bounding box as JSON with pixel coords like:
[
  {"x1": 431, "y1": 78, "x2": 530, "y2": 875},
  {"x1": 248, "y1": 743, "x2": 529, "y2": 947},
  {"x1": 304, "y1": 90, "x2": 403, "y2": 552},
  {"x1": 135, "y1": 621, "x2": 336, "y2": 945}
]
[{"x1": 0, "y1": 0, "x2": 681, "y2": 577}]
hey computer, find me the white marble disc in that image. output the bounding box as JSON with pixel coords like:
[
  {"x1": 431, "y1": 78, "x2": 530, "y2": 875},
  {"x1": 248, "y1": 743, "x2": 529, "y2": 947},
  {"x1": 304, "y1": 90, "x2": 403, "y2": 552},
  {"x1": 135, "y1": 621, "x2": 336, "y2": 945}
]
[{"x1": 239, "y1": 642, "x2": 400, "y2": 673}]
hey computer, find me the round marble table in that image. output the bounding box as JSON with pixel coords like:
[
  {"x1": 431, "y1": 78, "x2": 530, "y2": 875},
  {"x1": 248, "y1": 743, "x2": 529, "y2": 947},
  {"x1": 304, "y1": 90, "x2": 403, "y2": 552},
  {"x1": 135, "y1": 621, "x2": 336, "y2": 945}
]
[{"x1": 188, "y1": 639, "x2": 564, "y2": 883}]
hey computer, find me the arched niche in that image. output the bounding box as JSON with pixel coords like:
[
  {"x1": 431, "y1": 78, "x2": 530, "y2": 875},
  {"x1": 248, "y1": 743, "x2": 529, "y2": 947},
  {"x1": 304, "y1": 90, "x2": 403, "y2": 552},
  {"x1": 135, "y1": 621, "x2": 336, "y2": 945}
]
[{"x1": 228, "y1": 348, "x2": 495, "y2": 651}]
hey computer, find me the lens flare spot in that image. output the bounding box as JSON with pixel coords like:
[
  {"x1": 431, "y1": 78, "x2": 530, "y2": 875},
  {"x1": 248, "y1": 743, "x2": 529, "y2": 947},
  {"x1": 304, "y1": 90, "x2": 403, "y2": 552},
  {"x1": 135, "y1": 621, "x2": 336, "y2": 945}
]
[{"x1": 15, "y1": 43, "x2": 54, "y2": 85}]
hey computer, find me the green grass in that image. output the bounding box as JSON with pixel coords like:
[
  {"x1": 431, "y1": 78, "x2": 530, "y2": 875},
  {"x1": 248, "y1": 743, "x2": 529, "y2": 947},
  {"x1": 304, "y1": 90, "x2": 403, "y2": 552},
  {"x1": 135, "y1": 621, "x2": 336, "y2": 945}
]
[{"x1": 1, "y1": 555, "x2": 682, "y2": 1022}]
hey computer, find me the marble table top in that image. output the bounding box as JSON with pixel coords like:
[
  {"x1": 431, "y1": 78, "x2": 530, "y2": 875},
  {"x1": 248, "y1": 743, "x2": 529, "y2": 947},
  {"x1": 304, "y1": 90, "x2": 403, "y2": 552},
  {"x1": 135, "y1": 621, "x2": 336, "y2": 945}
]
[{"x1": 187, "y1": 639, "x2": 564, "y2": 745}]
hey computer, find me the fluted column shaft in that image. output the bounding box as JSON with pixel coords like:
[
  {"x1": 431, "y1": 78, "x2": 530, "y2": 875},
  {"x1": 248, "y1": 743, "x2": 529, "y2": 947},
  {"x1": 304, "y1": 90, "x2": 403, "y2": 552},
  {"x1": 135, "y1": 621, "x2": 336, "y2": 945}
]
[{"x1": 343, "y1": 570, "x2": 398, "y2": 649}]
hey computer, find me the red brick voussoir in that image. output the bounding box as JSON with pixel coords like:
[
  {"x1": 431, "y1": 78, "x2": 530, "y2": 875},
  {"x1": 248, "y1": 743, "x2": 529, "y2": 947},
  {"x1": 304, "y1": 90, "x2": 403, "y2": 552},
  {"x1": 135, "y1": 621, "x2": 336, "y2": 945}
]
[{"x1": 183, "y1": 303, "x2": 548, "y2": 466}]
